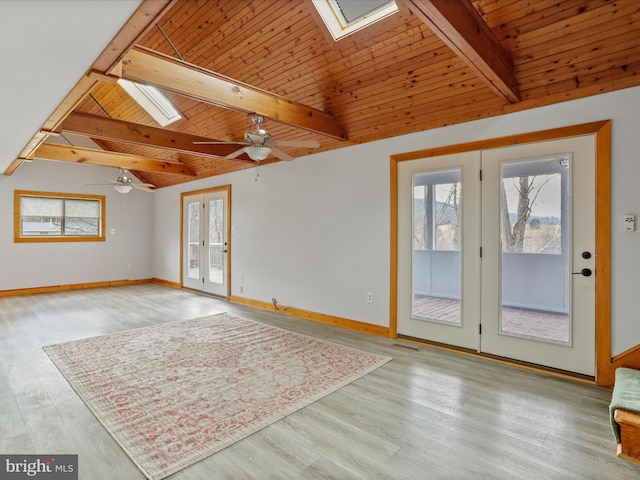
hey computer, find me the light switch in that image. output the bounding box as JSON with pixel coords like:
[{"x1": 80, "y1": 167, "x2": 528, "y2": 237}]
[{"x1": 624, "y1": 214, "x2": 635, "y2": 232}]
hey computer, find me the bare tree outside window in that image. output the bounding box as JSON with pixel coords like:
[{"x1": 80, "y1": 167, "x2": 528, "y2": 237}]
[
  {"x1": 209, "y1": 199, "x2": 223, "y2": 244},
  {"x1": 208, "y1": 199, "x2": 225, "y2": 275},
  {"x1": 189, "y1": 202, "x2": 200, "y2": 240},
  {"x1": 188, "y1": 202, "x2": 200, "y2": 270},
  {"x1": 413, "y1": 179, "x2": 461, "y2": 251},
  {"x1": 435, "y1": 182, "x2": 461, "y2": 251},
  {"x1": 501, "y1": 173, "x2": 561, "y2": 254}
]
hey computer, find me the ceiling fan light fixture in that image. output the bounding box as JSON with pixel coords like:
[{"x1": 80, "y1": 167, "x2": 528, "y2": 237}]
[
  {"x1": 114, "y1": 184, "x2": 133, "y2": 194},
  {"x1": 245, "y1": 145, "x2": 271, "y2": 161}
]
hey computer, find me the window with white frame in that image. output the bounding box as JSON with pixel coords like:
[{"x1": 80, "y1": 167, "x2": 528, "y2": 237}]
[
  {"x1": 312, "y1": 0, "x2": 398, "y2": 40},
  {"x1": 14, "y1": 191, "x2": 105, "y2": 242}
]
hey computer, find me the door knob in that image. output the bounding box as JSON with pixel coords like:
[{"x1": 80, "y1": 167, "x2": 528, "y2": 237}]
[{"x1": 572, "y1": 268, "x2": 592, "y2": 277}]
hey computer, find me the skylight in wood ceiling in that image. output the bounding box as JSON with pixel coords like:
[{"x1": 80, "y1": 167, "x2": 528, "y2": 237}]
[
  {"x1": 312, "y1": 0, "x2": 398, "y2": 40},
  {"x1": 118, "y1": 79, "x2": 182, "y2": 127}
]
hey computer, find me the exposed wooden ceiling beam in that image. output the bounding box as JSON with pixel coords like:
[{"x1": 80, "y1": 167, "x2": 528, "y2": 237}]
[
  {"x1": 401, "y1": 0, "x2": 520, "y2": 103},
  {"x1": 120, "y1": 46, "x2": 346, "y2": 140},
  {"x1": 59, "y1": 112, "x2": 255, "y2": 163},
  {"x1": 34, "y1": 143, "x2": 196, "y2": 176}
]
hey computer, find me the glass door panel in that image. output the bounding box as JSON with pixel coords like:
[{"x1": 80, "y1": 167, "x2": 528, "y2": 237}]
[
  {"x1": 500, "y1": 156, "x2": 570, "y2": 344},
  {"x1": 187, "y1": 201, "x2": 201, "y2": 281},
  {"x1": 183, "y1": 196, "x2": 203, "y2": 291},
  {"x1": 412, "y1": 169, "x2": 462, "y2": 325},
  {"x1": 207, "y1": 197, "x2": 225, "y2": 287}
]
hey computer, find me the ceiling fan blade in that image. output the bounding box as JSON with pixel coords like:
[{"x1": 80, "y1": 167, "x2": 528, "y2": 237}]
[
  {"x1": 85, "y1": 179, "x2": 121, "y2": 186},
  {"x1": 84, "y1": 183, "x2": 115, "y2": 186},
  {"x1": 225, "y1": 147, "x2": 247, "y2": 159},
  {"x1": 270, "y1": 147, "x2": 294, "y2": 161},
  {"x1": 271, "y1": 140, "x2": 320, "y2": 148},
  {"x1": 136, "y1": 182, "x2": 155, "y2": 187},
  {"x1": 133, "y1": 184, "x2": 155, "y2": 192},
  {"x1": 193, "y1": 141, "x2": 249, "y2": 145}
]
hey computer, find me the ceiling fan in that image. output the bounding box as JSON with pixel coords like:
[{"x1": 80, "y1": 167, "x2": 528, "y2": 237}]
[
  {"x1": 86, "y1": 168, "x2": 155, "y2": 193},
  {"x1": 195, "y1": 114, "x2": 320, "y2": 161}
]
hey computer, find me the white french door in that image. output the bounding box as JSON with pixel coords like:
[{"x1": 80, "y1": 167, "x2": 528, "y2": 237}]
[
  {"x1": 480, "y1": 136, "x2": 595, "y2": 375},
  {"x1": 182, "y1": 187, "x2": 230, "y2": 297},
  {"x1": 397, "y1": 151, "x2": 481, "y2": 350},
  {"x1": 397, "y1": 135, "x2": 596, "y2": 376}
]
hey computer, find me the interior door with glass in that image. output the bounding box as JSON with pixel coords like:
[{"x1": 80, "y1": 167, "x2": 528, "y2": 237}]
[
  {"x1": 480, "y1": 136, "x2": 595, "y2": 376},
  {"x1": 182, "y1": 187, "x2": 230, "y2": 297},
  {"x1": 397, "y1": 151, "x2": 481, "y2": 350}
]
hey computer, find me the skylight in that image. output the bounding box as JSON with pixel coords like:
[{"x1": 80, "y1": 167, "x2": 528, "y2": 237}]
[
  {"x1": 118, "y1": 79, "x2": 182, "y2": 127},
  {"x1": 312, "y1": 0, "x2": 398, "y2": 40}
]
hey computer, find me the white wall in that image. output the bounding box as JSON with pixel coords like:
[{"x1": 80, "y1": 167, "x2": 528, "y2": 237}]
[
  {"x1": 0, "y1": 160, "x2": 153, "y2": 290},
  {"x1": 153, "y1": 151, "x2": 389, "y2": 325},
  {"x1": 152, "y1": 86, "x2": 640, "y2": 356}
]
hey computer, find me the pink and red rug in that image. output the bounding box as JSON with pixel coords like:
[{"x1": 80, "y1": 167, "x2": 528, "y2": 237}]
[{"x1": 44, "y1": 313, "x2": 391, "y2": 479}]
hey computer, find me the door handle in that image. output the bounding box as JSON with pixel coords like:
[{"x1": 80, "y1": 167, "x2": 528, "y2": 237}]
[{"x1": 572, "y1": 268, "x2": 592, "y2": 277}]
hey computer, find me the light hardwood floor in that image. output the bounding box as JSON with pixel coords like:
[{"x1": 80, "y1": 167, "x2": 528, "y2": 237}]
[{"x1": 1, "y1": 284, "x2": 638, "y2": 479}]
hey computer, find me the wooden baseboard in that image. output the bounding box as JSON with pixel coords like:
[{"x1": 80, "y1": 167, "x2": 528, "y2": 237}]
[
  {"x1": 229, "y1": 295, "x2": 390, "y2": 338},
  {"x1": 0, "y1": 278, "x2": 151, "y2": 297},
  {"x1": 598, "y1": 344, "x2": 640, "y2": 387},
  {"x1": 150, "y1": 278, "x2": 182, "y2": 289}
]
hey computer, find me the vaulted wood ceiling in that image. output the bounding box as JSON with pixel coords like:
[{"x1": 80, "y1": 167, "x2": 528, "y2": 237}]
[{"x1": 10, "y1": 0, "x2": 640, "y2": 188}]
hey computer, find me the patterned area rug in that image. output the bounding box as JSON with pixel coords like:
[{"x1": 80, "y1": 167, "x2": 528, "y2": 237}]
[{"x1": 44, "y1": 313, "x2": 391, "y2": 480}]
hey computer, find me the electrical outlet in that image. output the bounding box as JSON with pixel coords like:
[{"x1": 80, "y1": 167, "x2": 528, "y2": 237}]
[
  {"x1": 624, "y1": 214, "x2": 636, "y2": 232},
  {"x1": 367, "y1": 292, "x2": 373, "y2": 303}
]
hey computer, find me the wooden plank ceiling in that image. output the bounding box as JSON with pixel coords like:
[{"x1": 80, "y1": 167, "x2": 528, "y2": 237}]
[{"x1": 13, "y1": 0, "x2": 640, "y2": 188}]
